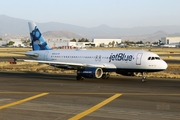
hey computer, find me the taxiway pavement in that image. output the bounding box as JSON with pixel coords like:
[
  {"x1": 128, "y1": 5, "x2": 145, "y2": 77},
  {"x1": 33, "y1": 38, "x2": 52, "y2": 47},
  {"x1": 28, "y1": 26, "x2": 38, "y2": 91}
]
[{"x1": 0, "y1": 72, "x2": 180, "y2": 120}]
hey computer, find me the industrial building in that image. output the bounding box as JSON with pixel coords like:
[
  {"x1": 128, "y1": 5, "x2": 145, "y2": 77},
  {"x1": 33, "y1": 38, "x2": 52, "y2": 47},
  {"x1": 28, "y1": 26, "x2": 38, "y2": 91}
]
[
  {"x1": 0, "y1": 39, "x2": 25, "y2": 47},
  {"x1": 0, "y1": 40, "x2": 7, "y2": 46},
  {"x1": 0, "y1": 38, "x2": 122, "y2": 48},
  {"x1": 161, "y1": 36, "x2": 180, "y2": 45},
  {"x1": 47, "y1": 39, "x2": 72, "y2": 48},
  {"x1": 46, "y1": 38, "x2": 121, "y2": 49},
  {"x1": 46, "y1": 39, "x2": 95, "y2": 49},
  {"x1": 92, "y1": 39, "x2": 121, "y2": 47}
]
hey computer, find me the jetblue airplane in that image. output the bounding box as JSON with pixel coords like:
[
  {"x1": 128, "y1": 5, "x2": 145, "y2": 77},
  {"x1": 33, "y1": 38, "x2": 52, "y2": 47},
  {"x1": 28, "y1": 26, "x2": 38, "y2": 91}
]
[{"x1": 24, "y1": 22, "x2": 168, "y2": 82}]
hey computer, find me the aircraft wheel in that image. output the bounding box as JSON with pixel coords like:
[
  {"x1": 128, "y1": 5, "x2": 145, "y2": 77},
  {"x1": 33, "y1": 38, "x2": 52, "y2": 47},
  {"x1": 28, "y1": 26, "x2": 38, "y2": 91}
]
[
  {"x1": 106, "y1": 74, "x2": 110, "y2": 79},
  {"x1": 141, "y1": 77, "x2": 147, "y2": 83},
  {"x1": 141, "y1": 72, "x2": 147, "y2": 83},
  {"x1": 76, "y1": 75, "x2": 83, "y2": 81},
  {"x1": 101, "y1": 74, "x2": 107, "y2": 79},
  {"x1": 101, "y1": 73, "x2": 110, "y2": 79}
]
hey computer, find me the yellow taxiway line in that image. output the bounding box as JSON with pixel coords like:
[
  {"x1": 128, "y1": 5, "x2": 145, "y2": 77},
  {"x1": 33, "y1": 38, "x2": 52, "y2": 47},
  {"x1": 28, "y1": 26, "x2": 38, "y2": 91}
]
[
  {"x1": 0, "y1": 92, "x2": 49, "y2": 110},
  {"x1": 68, "y1": 93, "x2": 122, "y2": 120}
]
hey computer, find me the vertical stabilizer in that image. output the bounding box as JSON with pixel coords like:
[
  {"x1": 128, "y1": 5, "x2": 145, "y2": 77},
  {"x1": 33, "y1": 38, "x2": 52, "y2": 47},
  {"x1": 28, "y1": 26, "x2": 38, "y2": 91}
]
[{"x1": 28, "y1": 22, "x2": 51, "y2": 51}]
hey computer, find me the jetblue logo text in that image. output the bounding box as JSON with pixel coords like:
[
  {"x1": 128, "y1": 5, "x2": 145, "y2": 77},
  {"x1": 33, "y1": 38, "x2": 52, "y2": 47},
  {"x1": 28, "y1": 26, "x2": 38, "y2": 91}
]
[{"x1": 109, "y1": 53, "x2": 133, "y2": 62}]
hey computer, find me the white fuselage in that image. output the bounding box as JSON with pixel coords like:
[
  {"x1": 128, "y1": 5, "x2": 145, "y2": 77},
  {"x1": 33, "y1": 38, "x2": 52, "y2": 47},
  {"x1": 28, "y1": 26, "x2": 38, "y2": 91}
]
[{"x1": 26, "y1": 49, "x2": 168, "y2": 72}]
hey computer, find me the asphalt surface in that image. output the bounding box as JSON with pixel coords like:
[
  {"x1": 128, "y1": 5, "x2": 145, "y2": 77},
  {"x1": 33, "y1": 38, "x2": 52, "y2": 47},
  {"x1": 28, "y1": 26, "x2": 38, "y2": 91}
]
[{"x1": 0, "y1": 72, "x2": 180, "y2": 120}]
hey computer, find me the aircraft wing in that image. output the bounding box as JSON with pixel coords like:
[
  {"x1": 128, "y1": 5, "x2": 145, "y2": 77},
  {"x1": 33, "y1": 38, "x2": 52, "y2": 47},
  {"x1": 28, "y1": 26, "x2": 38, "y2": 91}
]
[{"x1": 23, "y1": 59, "x2": 116, "y2": 69}]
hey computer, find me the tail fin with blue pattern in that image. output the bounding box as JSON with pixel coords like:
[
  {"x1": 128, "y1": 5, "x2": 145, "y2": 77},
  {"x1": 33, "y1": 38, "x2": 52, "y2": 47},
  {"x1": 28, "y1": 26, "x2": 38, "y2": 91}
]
[{"x1": 28, "y1": 22, "x2": 52, "y2": 51}]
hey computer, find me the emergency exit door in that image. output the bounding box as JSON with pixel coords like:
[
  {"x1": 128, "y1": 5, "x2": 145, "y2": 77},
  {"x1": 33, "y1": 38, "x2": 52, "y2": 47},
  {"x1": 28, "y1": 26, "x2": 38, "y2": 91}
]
[
  {"x1": 44, "y1": 51, "x2": 49, "y2": 60},
  {"x1": 136, "y1": 53, "x2": 143, "y2": 65}
]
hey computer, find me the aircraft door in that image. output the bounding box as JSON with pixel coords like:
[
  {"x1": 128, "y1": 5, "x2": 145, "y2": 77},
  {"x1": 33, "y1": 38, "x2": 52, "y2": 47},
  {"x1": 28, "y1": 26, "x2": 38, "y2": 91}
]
[
  {"x1": 136, "y1": 53, "x2": 143, "y2": 65},
  {"x1": 98, "y1": 55, "x2": 101, "y2": 61},
  {"x1": 44, "y1": 51, "x2": 49, "y2": 60},
  {"x1": 95, "y1": 55, "x2": 101, "y2": 61}
]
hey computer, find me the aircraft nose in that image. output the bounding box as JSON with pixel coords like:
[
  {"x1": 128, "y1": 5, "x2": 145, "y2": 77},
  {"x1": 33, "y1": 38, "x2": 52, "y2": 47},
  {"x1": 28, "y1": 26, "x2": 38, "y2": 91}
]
[{"x1": 162, "y1": 60, "x2": 168, "y2": 70}]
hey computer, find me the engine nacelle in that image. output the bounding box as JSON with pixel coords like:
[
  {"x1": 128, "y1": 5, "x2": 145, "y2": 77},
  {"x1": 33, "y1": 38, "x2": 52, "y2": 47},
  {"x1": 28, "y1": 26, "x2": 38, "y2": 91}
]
[{"x1": 77, "y1": 67, "x2": 103, "y2": 78}]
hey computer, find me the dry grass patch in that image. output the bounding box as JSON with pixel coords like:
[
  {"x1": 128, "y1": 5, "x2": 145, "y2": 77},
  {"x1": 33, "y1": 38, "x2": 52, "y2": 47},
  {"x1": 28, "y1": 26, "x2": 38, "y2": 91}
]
[
  {"x1": 0, "y1": 48, "x2": 30, "y2": 52},
  {"x1": 0, "y1": 53, "x2": 26, "y2": 57},
  {"x1": 167, "y1": 64, "x2": 180, "y2": 70},
  {"x1": 147, "y1": 71, "x2": 180, "y2": 79},
  {"x1": 0, "y1": 62, "x2": 76, "y2": 74},
  {"x1": 0, "y1": 48, "x2": 30, "y2": 57}
]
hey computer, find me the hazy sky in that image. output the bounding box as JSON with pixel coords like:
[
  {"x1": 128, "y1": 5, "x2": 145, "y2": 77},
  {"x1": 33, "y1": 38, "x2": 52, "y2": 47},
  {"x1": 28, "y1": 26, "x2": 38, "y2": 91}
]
[{"x1": 1, "y1": 0, "x2": 180, "y2": 28}]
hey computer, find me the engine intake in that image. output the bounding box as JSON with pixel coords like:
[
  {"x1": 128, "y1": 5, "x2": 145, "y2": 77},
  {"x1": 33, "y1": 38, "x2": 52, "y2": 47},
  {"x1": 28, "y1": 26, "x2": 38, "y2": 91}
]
[{"x1": 77, "y1": 67, "x2": 103, "y2": 78}]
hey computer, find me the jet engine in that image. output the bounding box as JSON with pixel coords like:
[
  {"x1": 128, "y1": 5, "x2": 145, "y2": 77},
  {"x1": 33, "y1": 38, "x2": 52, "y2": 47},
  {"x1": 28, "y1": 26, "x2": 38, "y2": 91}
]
[{"x1": 77, "y1": 67, "x2": 103, "y2": 78}]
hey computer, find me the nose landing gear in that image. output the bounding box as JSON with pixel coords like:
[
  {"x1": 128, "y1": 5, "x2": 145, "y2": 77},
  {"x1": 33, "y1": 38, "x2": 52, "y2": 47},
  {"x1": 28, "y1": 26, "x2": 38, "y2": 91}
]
[{"x1": 141, "y1": 72, "x2": 147, "y2": 82}]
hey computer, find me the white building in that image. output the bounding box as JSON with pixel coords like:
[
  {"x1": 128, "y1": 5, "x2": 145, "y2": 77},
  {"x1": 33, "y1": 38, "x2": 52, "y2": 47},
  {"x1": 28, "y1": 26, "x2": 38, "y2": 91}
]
[
  {"x1": 8, "y1": 39, "x2": 25, "y2": 47},
  {"x1": 47, "y1": 39, "x2": 70, "y2": 48},
  {"x1": 46, "y1": 39, "x2": 94, "y2": 49},
  {"x1": 161, "y1": 37, "x2": 180, "y2": 45},
  {"x1": 0, "y1": 40, "x2": 7, "y2": 46},
  {"x1": 2, "y1": 38, "x2": 122, "y2": 48},
  {"x1": 92, "y1": 39, "x2": 121, "y2": 47},
  {"x1": 47, "y1": 38, "x2": 122, "y2": 48}
]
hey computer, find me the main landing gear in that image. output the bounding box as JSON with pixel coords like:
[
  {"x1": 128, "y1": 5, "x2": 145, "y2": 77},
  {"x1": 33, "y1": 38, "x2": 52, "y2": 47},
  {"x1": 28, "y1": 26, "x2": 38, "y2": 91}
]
[
  {"x1": 101, "y1": 73, "x2": 110, "y2": 79},
  {"x1": 141, "y1": 72, "x2": 147, "y2": 83},
  {"x1": 76, "y1": 75, "x2": 83, "y2": 81}
]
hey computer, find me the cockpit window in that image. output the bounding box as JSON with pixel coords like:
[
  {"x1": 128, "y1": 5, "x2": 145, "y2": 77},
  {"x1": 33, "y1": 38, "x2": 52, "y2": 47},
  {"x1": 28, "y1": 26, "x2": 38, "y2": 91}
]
[
  {"x1": 155, "y1": 57, "x2": 160, "y2": 60},
  {"x1": 148, "y1": 56, "x2": 161, "y2": 60}
]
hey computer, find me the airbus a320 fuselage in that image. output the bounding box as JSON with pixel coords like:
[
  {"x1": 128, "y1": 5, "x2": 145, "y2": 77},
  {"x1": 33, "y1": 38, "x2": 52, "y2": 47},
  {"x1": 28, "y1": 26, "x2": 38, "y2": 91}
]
[{"x1": 24, "y1": 22, "x2": 168, "y2": 82}]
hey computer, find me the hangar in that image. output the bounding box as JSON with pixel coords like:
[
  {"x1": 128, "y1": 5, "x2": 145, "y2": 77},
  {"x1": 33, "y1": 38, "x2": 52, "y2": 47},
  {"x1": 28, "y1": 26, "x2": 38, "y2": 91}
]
[
  {"x1": 161, "y1": 36, "x2": 180, "y2": 45},
  {"x1": 46, "y1": 38, "x2": 122, "y2": 49},
  {"x1": 92, "y1": 39, "x2": 121, "y2": 47}
]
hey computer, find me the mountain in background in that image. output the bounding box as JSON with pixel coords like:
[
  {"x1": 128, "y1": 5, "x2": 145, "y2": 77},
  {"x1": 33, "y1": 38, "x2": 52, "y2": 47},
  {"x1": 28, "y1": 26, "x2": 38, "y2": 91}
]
[
  {"x1": 43, "y1": 31, "x2": 81, "y2": 39},
  {"x1": 0, "y1": 15, "x2": 29, "y2": 35},
  {"x1": 0, "y1": 15, "x2": 180, "y2": 41}
]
